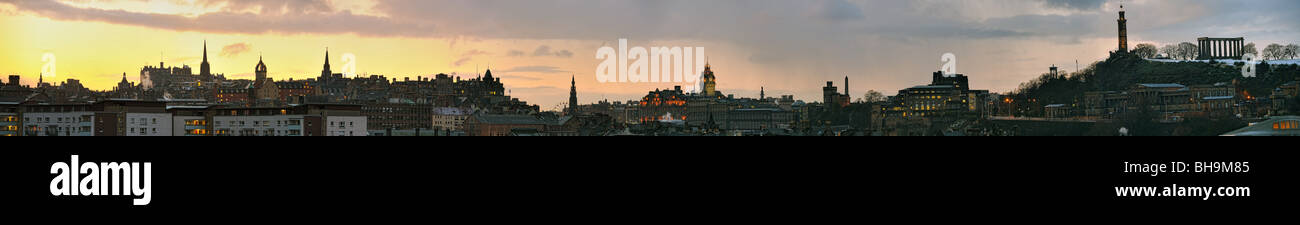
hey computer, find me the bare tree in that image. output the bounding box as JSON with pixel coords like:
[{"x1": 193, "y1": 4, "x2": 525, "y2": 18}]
[
  {"x1": 1286, "y1": 44, "x2": 1299, "y2": 59},
  {"x1": 1177, "y1": 42, "x2": 1199, "y2": 60},
  {"x1": 862, "y1": 90, "x2": 886, "y2": 103},
  {"x1": 1160, "y1": 44, "x2": 1179, "y2": 59},
  {"x1": 1264, "y1": 44, "x2": 1284, "y2": 60},
  {"x1": 1243, "y1": 43, "x2": 1258, "y2": 57},
  {"x1": 1133, "y1": 43, "x2": 1158, "y2": 59}
]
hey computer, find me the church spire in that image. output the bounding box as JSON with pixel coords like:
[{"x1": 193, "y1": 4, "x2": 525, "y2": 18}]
[
  {"x1": 320, "y1": 48, "x2": 334, "y2": 80},
  {"x1": 200, "y1": 40, "x2": 212, "y2": 77},
  {"x1": 568, "y1": 74, "x2": 578, "y2": 115}
]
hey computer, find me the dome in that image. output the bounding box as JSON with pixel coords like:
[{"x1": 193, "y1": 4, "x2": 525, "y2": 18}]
[{"x1": 255, "y1": 57, "x2": 268, "y2": 72}]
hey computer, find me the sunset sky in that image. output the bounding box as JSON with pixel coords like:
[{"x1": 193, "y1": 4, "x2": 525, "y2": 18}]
[{"x1": 1, "y1": 0, "x2": 1297, "y2": 110}]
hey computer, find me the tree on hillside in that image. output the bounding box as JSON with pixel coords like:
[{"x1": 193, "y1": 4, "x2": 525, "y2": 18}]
[
  {"x1": 1285, "y1": 44, "x2": 1299, "y2": 59},
  {"x1": 1177, "y1": 42, "x2": 1200, "y2": 60},
  {"x1": 1118, "y1": 98, "x2": 1161, "y2": 136},
  {"x1": 1160, "y1": 44, "x2": 1179, "y2": 59},
  {"x1": 1243, "y1": 43, "x2": 1258, "y2": 57},
  {"x1": 1133, "y1": 43, "x2": 1158, "y2": 59},
  {"x1": 862, "y1": 90, "x2": 885, "y2": 103},
  {"x1": 1264, "y1": 44, "x2": 1284, "y2": 60}
]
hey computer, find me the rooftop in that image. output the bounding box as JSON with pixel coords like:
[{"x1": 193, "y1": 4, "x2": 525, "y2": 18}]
[
  {"x1": 473, "y1": 114, "x2": 570, "y2": 125},
  {"x1": 1221, "y1": 116, "x2": 1300, "y2": 136},
  {"x1": 1137, "y1": 83, "x2": 1187, "y2": 89}
]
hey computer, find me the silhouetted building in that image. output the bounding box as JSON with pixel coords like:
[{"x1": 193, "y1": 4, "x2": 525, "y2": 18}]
[
  {"x1": 880, "y1": 71, "x2": 989, "y2": 119},
  {"x1": 250, "y1": 56, "x2": 280, "y2": 107},
  {"x1": 210, "y1": 104, "x2": 366, "y2": 136},
  {"x1": 1197, "y1": 37, "x2": 1246, "y2": 60},
  {"x1": 1083, "y1": 83, "x2": 1237, "y2": 120},
  {"x1": 463, "y1": 113, "x2": 576, "y2": 136},
  {"x1": 636, "y1": 86, "x2": 688, "y2": 122},
  {"x1": 568, "y1": 75, "x2": 578, "y2": 115},
  {"x1": 200, "y1": 41, "x2": 212, "y2": 79},
  {"x1": 701, "y1": 63, "x2": 719, "y2": 97},
  {"x1": 822, "y1": 77, "x2": 851, "y2": 108},
  {"x1": 20, "y1": 100, "x2": 171, "y2": 136}
]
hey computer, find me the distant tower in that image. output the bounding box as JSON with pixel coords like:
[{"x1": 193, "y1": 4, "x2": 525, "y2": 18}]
[
  {"x1": 200, "y1": 40, "x2": 211, "y2": 78},
  {"x1": 702, "y1": 63, "x2": 717, "y2": 96},
  {"x1": 321, "y1": 48, "x2": 332, "y2": 80},
  {"x1": 844, "y1": 76, "x2": 850, "y2": 96},
  {"x1": 760, "y1": 86, "x2": 765, "y2": 100},
  {"x1": 1117, "y1": 4, "x2": 1129, "y2": 53},
  {"x1": 568, "y1": 75, "x2": 578, "y2": 115},
  {"x1": 1050, "y1": 64, "x2": 1059, "y2": 76},
  {"x1": 255, "y1": 55, "x2": 268, "y2": 82}
]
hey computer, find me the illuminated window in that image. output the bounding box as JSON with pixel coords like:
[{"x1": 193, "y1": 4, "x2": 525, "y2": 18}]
[{"x1": 1278, "y1": 120, "x2": 1300, "y2": 130}]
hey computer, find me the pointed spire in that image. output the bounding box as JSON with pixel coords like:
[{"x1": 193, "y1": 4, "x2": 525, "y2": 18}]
[{"x1": 203, "y1": 40, "x2": 208, "y2": 62}]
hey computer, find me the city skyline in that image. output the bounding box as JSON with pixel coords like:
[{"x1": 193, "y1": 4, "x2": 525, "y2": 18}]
[{"x1": 2, "y1": 0, "x2": 1299, "y2": 110}]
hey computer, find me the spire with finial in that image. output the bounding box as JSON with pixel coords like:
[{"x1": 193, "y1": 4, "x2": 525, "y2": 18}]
[
  {"x1": 255, "y1": 52, "x2": 267, "y2": 73},
  {"x1": 200, "y1": 40, "x2": 212, "y2": 77},
  {"x1": 568, "y1": 74, "x2": 578, "y2": 114}
]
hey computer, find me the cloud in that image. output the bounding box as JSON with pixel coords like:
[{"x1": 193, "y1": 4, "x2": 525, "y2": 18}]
[
  {"x1": 461, "y1": 49, "x2": 489, "y2": 56},
  {"x1": 452, "y1": 57, "x2": 472, "y2": 67},
  {"x1": 554, "y1": 50, "x2": 574, "y2": 58},
  {"x1": 192, "y1": 0, "x2": 334, "y2": 14},
  {"x1": 500, "y1": 66, "x2": 570, "y2": 74},
  {"x1": 451, "y1": 49, "x2": 491, "y2": 67},
  {"x1": 0, "y1": 0, "x2": 436, "y2": 37},
  {"x1": 506, "y1": 50, "x2": 526, "y2": 57},
  {"x1": 1039, "y1": 0, "x2": 1107, "y2": 10},
  {"x1": 219, "y1": 42, "x2": 251, "y2": 57},
  {"x1": 816, "y1": 0, "x2": 865, "y2": 22},
  {"x1": 529, "y1": 45, "x2": 573, "y2": 58},
  {"x1": 166, "y1": 56, "x2": 201, "y2": 65},
  {"x1": 510, "y1": 85, "x2": 558, "y2": 91}
]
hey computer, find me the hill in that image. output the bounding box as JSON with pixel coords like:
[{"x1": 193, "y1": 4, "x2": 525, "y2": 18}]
[{"x1": 1010, "y1": 52, "x2": 1300, "y2": 117}]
